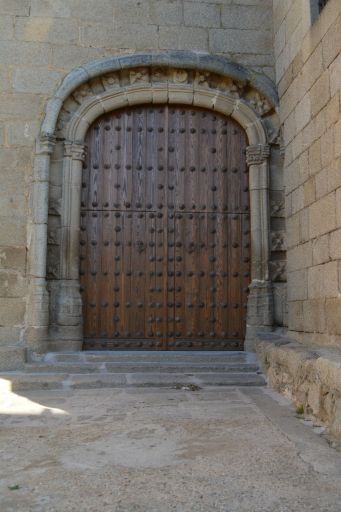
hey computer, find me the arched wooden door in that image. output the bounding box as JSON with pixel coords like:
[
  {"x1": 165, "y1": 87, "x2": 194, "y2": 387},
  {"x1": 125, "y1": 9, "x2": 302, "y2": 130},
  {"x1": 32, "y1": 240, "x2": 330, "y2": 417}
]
[{"x1": 80, "y1": 105, "x2": 250, "y2": 350}]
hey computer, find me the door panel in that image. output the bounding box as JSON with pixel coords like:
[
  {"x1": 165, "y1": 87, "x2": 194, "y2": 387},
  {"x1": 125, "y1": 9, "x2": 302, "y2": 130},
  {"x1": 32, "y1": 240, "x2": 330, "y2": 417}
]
[
  {"x1": 80, "y1": 105, "x2": 250, "y2": 350},
  {"x1": 81, "y1": 210, "x2": 166, "y2": 349},
  {"x1": 167, "y1": 212, "x2": 250, "y2": 350}
]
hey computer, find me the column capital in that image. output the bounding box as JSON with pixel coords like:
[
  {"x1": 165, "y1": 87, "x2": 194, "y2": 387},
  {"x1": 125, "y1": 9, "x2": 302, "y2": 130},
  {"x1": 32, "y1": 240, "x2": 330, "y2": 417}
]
[
  {"x1": 64, "y1": 141, "x2": 86, "y2": 162},
  {"x1": 246, "y1": 144, "x2": 270, "y2": 166},
  {"x1": 36, "y1": 134, "x2": 56, "y2": 155}
]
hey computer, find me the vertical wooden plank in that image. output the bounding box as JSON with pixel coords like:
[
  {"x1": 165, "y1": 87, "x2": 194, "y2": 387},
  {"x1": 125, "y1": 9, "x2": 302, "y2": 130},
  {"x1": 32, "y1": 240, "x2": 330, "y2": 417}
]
[{"x1": 198, "y1": 110, "x2": 210, "y2": 213}]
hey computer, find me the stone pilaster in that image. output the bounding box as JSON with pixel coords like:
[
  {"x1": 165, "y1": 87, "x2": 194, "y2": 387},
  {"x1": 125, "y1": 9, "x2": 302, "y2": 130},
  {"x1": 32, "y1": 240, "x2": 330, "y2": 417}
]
[
  {"x1": 26, "y1": 135, "x2": 56, "y2": 353},
  {"x1": 53, "y1": 141, "x2": 86, "y2": 348},
  {"x1": 245, "y1": 144, "x2": 273, "y2": 349}
]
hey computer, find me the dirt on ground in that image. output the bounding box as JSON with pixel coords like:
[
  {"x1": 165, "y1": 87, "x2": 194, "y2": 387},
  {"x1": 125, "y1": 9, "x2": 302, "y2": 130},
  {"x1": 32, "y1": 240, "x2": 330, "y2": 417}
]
[{"x1": 1, "y1": 385, "x2": 341, "y2": 512}]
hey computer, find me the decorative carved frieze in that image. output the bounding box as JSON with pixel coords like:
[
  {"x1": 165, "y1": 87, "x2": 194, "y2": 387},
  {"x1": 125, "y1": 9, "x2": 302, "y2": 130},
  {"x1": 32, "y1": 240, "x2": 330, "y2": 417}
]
[
  {"x1": 47, "y1": 230, "x2": 59, "y2": 245},
  {"x1": 102, "y1": 73, "x2": 119, "y2": 90},
  {"x1": 246, "y1": 144, "x2": 270, "y2": 166},
  {"x1": 129, "y1": 68, "x2": 149, "y2": 84},
  {"x1": 73, "y1": 84, "x2": 93, "y2": 104},
  {"x1": 270, "y1": 199, "x2": 285, "y2": 218},
  {"x1": 173, "y1": 69, "x2": 188, "y2": 83},
  {"x1": 271, "y1": 231, "x2": 286, "y2": 251},
  {"x1": 56, "y1": 108, "x2": 72, "y2": 134},
  {"x1": 47, "y1": 261, "x2": 59, "y2": 279},
  {"x1": 267, "y1": 126, "x2": 281, "y2": 145},
  {"x1": 152, "y1": 67, "x2": 168, "y2": 82},
  {"x1": 217, "y1": 77, "x2": 242, "y2": 97},
  {"x1": 48, "y1": 198, "x2": 62, "y2": 216},
  {"x1": 194, "y1": 71, "x2": 210, "y2": 87},
  {"x1": 269, "y1": 261, "x2": 287, "y2": 282},
  {"x1": 55, "y1": 65, "x2": 276, "y2": 136},
  {"x1": 246, "y1": 91, "x2": 272, "y2": 116}
]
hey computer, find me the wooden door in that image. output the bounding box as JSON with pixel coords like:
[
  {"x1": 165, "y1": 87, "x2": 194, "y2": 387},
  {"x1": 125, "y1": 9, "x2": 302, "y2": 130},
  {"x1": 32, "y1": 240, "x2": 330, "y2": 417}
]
[{"x1": 80, "y1": 105, "x2": 250, "y2": 350}]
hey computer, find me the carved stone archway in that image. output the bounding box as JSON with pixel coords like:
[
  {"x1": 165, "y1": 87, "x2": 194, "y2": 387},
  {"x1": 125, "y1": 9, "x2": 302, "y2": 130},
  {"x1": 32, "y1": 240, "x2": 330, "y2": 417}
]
[{"x1": 26, "y1": 52, "x2": 282, "y2": 356}]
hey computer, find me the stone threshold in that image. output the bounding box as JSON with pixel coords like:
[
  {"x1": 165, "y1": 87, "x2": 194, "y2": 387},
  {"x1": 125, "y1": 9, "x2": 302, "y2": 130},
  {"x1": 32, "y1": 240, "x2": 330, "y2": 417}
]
[
  {"x1": 0, "y1": 350, "x2": 266, "y2": 391},
  {"x1": 254, "y1": 332, "x2": 341, "y2": 439}
]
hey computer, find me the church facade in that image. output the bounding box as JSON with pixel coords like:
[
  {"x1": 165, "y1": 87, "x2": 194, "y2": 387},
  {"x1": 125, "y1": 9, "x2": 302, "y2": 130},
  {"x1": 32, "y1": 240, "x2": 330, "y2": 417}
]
[{"x1": 0, "y1": 0, "x2": 340, "y2": 419}]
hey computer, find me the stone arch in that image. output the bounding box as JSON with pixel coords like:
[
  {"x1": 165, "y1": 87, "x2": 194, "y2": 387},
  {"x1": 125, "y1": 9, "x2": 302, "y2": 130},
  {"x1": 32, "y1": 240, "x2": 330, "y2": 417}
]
[{"x1": 26, "y1": 52, "x2": 283, "y2": 355}]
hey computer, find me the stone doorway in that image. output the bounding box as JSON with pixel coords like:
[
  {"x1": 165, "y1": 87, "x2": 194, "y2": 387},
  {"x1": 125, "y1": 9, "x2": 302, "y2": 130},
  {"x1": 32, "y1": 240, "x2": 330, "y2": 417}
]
[
  {"x1": 24, "y1": 53, "x2": 284, "y2": 358},
  {"x1": 80, "y1": 104, "x2": 250, "y2": 350}
]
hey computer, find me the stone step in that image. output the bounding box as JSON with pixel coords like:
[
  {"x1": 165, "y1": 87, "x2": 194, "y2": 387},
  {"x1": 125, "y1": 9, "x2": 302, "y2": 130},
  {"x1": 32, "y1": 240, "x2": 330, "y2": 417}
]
[
  {"x1": 0, "y1": 371, "x2": 266, "y2": 391},
  {"x1": 40, "y1": 350, "x2": 254, "y2": 364},
  {"x1": 24, "y1": 362, "x2": 260, "y2": 374}
]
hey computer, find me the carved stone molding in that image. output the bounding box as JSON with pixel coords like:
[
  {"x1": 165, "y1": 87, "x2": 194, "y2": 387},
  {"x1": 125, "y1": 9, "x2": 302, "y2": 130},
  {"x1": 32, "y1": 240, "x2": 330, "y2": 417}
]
[
  {"x1": 129, "y1": 68, "x2": 149, "y2": 84},
  {"x1": 72, "y1": 84, "x2": 93, "y2": 105},
  {"x1": 55, "y1": 65, "x2": 277, "y2": 139},
  {"x1": 244, "y1": 91, "x2": 272, "y2": 116},
  {"x1": 102, "y1": 73, "x2": 120, "y2": 90},
  {"x1": 270, "y1": 199, "x2": 285, "y2": 218},
  {"x1": 267, "y1": 126, "x2": 281, "y2": 145},
  {"x1": 64, "y1": 142, "x2": 86, "y2": 162},
  {"x1": 269, "y1": 261, "x2": 287, "y2": 282},
  {"x1": 271, "y1": 231, "x2": 286, "y2": 252},
  {"x1": 173, "y1": 69, "x2": 188, "y2": 83},
  {"x1": 246, "y1": 144, "x2": 270, "y2": 166},
  {"x1": 194, "y1": 71, "x2": 210, "y2": 87},
  {"x1": 48, "y1": 198, "x2": 62, "y2": 216},
  {"x1": 36, "y1": 135, "x2": 56, "y2": 155}
]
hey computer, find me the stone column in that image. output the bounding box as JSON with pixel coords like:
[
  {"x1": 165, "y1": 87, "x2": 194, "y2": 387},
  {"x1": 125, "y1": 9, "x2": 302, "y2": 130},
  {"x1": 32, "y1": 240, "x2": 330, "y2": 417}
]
[
  {"x1": 26, "y1": 135, "x2": 56, "y2": 354},
  {"x1": 245, "y1": 144, "x2": 274, "y2": 349},
  {"x1": 54, "y1": 142, "x2": 85, "y2": 350}
]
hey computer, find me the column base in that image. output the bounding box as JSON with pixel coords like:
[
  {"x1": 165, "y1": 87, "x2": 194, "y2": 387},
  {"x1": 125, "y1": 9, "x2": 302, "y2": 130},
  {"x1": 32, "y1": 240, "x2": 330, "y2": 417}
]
[
  {"x1": 45, "y1": 280, "x2": 83, "y2": 353},
  {"x1": 245, "y1": 280, "x2": 274, "y2": 351},
  {"x1": 55, "y1": 280, "x2": 83, "y2": 327},
  {"x1": 25, "y1": 278, "x2": 49, "y2": 353}
]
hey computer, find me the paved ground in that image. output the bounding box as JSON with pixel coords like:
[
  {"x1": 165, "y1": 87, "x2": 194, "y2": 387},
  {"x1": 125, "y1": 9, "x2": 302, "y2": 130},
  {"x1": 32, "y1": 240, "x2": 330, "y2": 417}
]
[{"x1": 1, "y1": 386, "x2": 341, "y2": 512}]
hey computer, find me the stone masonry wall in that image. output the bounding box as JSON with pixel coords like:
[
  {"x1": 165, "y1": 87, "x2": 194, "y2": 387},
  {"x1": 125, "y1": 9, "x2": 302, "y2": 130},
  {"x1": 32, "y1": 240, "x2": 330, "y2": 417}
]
[
  {"x1": 273, "y1": 0, "x2": 341, "y2": 347},
  {"x1": 0, "y1": 0, "x2": 273, "y2": 365}
]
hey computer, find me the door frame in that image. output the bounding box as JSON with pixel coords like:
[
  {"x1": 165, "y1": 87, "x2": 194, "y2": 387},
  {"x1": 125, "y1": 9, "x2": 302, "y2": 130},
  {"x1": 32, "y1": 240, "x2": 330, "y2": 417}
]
[{"x1": 26, "y1": 52, "x2": 282, "y2": 356}]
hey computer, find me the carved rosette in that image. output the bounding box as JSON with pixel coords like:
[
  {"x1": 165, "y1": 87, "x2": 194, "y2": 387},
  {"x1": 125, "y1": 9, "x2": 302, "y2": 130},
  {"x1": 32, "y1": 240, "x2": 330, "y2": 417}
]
[
  {"x1": 173, "y1": 69, "x2": 188, "y2": 83},
  {"x1": 246, "y1": 144, "x2": 270, "y2": 166}
]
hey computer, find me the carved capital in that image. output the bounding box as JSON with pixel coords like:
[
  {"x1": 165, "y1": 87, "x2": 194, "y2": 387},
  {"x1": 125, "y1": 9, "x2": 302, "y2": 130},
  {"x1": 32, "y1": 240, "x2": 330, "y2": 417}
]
[
  {"x1": 64, "y1": 141, "x2": 86, "y2": 162},
  {"x1": 36, "y1": 134, "x2": 56, "y2": 155},
  {"x1": 246, "y1": 144, "x2": 270, "y2": 166}
]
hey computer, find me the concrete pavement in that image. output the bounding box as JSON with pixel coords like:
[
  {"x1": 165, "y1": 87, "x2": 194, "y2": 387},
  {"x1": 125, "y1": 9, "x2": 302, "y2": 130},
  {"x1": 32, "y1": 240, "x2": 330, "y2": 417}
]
[{"x1": 1, "y1": 386, "x2": 341, "y2": 512}]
